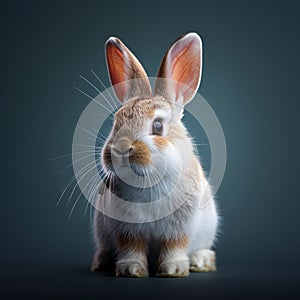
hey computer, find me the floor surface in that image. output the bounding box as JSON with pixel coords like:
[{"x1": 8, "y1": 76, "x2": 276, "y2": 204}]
[{"x1": 1, "y1": 263, "x2": 299, "y2": 300}]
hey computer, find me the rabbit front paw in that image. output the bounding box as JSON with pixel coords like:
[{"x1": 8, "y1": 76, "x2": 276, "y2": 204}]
[
  {"x1": 157, "y1": 259, "x2": 190, "y2": 278},
  {"x1": 116, "y1": 260, "x2": 148, "y2": 278},
  {"x1": 189, "y1": 249, "x2": 216, "y2": 272}
]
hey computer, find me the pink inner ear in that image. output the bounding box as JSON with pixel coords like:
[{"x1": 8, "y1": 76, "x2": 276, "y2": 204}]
[
  {"x1": 106, "y1": 38, "x2": 152, "y2": 103},
  {"x1": 167, "y1": 36, "x2": 201, "y2": 103},
  {"x1": 106, "y1": 42, "x2": 128, "y2": 102}
]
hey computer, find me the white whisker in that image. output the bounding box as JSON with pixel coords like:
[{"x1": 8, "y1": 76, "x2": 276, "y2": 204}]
[
  {"x1": 88, "y1": 112, "x2": 114, "y2": 118},
  {"x1": 90, "y1": 69, "x2": 119, "y2": 111},
  {"x1": 65, "y1": 160, "x2": 101, "y2": 207},
  {"x1": 74, "y1": 86, "x2": 113, "y2": 114},
  {"x1": 79, "y1": 125, "x2": 102, "y2": 141},
  {"x1": 48, "y1": 150, "x2": 95, "y2": 161},
  {"x1": 72, "y1": 144, "x2": 99, "y2": 148},
  {"x1": 56, "y1": 159, "x2": 100, "y2": 207},
  {"x1": 59, "y1": 153, "x2": 97, "y2": 173},
  {"x1": 79, "y1": 74, "x2": 101, "y2": 94},
  {"x1": 83, "y1": 173, "x2": 100, "y2": 219},
  {"x1": 79, "y1": 74, "x2": 117, "y2": 113}
]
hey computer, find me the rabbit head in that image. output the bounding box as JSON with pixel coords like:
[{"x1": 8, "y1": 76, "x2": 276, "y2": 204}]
[{"x1": 102, "y1": 33, "x2": 202, "y2": 190}]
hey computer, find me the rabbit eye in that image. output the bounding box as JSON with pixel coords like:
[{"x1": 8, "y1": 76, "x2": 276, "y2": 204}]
[{"x1": 152, "y1": 119, "x2": 163, "y2": 135}]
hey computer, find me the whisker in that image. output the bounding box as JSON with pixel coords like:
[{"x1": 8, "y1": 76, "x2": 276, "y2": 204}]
[
  {"x1": 79, "y1": 74, "x2": 101, "y2": 94},
  {"x1": 79, "y1": 74, "x2": 117, "y2": 113},
  {"x1": 78, "y1": 125, "x2": 102, "y2": 140},
  {"x1": 87, "y1": 138, "x2": 105, "y2": 146},
  {"x1": 86, "y1": 173, "x2": 102, "y2": 204},
  {"x1": 83, "y1": 173, "x2": 100, "y2": 218},
  {"x1": 88, "y1": 126, "x2": 108, "y2": 141},
  {"x1": 59, "y1": 153, "x2": 97, "y2": 173},
  {"x1": 87, "y1": 178, "x2": 101, "y2": 218},
  {"x1": 74, "y1": 86, "x2": 113, "y2": 115},
  {"x1": 67, "y1": 169, "x2": 102, "y2": 222},
  {"x1": 56, "y1": 159, "x2": 100, "y2": 207},
  {"x1": 73, "y1": 144, "x2": 100, "y2": 148},
  {"x1": 90, "y1": 69, "x2": 119, "y2": 111},
  {"x1": 88, "y1": 112, "x2": 114, "y2": 118},
  {"x1": 57, "y1": 175, "x2": 78, "y2": 207},
  {"x1": 74, "y1": 86, "x2": 94, "y2": 100},
  {"x1": 48, "y1": 150, "x2": 95, "y2": 161},
  {"x1": 65, "y1": 160, "x2": 100, "y2": 208}
]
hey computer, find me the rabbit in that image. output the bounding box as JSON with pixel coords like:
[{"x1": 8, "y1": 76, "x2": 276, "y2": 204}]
[{"x1": 91, "y1": 32, "x2": 219, "y2": 277}]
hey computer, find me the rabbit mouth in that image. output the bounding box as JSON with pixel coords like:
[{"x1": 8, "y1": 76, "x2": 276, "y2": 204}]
[{"x1": 103, "y1": 140, "x2": 152, "y2": 168}]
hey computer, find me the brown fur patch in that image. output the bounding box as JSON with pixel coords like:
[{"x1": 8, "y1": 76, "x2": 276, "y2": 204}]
[
  {"x1": 116, "y1": 234, "x2": 147, "y2": 253},
  {"x1": 130, "y1": 140, "x2": 151, "y2": 165},
  {"x1": 159, "y1": 236, "x2": 189, "y2": 251},
  {"x1": 153, "y1": 136, "x2": 169, "y2": 149}
]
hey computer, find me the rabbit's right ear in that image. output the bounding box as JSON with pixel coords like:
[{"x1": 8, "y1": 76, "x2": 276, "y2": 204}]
[{"x1": 105, "y1": 37, "x2": 152, "y2": 103}]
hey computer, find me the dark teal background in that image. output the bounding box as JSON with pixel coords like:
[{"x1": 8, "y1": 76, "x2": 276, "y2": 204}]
[{"x1": 1, "y1": 0, "x2": 300, "y2": 299}]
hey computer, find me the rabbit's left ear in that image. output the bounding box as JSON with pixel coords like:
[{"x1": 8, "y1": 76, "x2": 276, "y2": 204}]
[{"x1": 155, "y1": 33, "x2": 202, "y2": 106}]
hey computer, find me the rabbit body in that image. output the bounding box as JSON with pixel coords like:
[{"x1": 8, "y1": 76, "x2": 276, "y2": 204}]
[{"x1": 91, "y1": 33, "x2": 219, "y2": 277}]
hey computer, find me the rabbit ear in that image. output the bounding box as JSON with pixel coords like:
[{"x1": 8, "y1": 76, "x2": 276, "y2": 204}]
[
  {"x1": 155, "y1": 33, "x2": 202, "y2": 106},
  {"x1": 105, "y1": 37, "x2": 152, "y2": 103}
]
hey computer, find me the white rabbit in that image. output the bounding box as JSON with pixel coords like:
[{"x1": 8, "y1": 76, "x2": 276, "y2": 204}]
[{"x1": 91, "y1": 33, "x2": 219, "y2": 277}]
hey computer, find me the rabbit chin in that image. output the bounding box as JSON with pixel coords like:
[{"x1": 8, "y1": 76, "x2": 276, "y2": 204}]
[{"x1": 112, "y1": 161, "x2": 151, "y2": 176}]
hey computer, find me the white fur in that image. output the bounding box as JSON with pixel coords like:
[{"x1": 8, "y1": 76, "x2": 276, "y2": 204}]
[
  {"x1": 190, "y1": 249, "x2": 216, "y2": 272},
  {"x1": 158, "y1": 248, "x2": 190, "y2": 277},
  {"x1": 153, "y1": 108, "x2": 172, "y2": 122},
  {"x1": 116, "y1": 249, "x2": 148, "y2": 277}
]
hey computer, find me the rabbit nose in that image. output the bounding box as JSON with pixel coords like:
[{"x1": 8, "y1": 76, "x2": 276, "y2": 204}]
[{"x1": 111, "y1": 138, "x2": 133, "y2": 157}]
